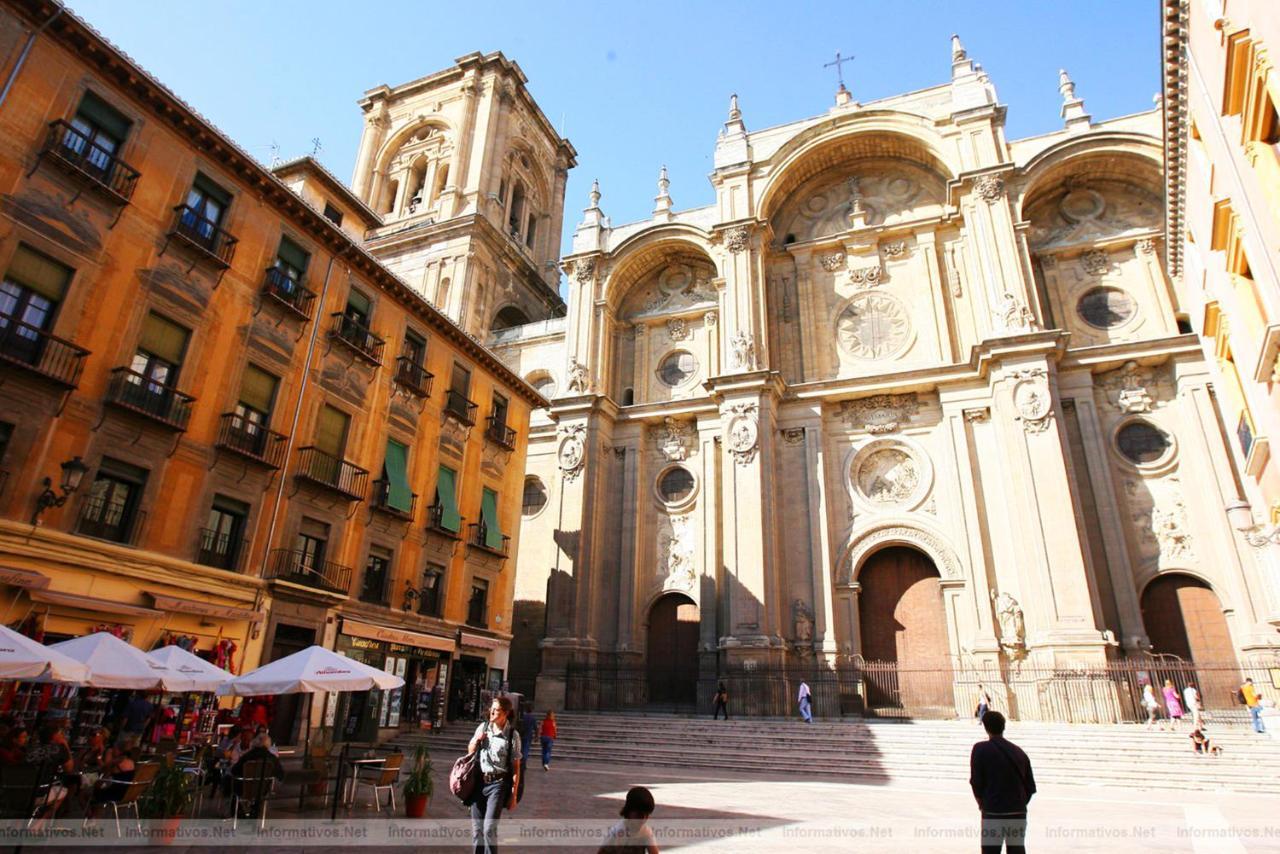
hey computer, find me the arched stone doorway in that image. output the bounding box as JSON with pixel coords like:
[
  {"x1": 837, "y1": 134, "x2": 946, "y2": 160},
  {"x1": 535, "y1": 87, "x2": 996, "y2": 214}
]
[
  {"x1": 1141, "y1": 573, "x2": 1238, "y2": 708},
  {"x1": 646, "y1": 593, "x2": 698, "y2": 708},
  {"x1": 858, "y1": 546, "x2": 953, "y2": 715}
]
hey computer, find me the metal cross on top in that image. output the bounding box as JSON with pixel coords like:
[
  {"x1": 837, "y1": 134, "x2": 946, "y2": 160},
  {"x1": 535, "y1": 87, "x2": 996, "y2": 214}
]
[{"x1": 824, "y1": 51, "x2": 855, "y2": 89}]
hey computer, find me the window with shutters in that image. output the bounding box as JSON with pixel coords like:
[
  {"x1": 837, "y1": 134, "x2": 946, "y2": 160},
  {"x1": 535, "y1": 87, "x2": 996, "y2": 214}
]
[
  {"x1": 77, "y1": 458, "x2": 147, "y2": 544},
  {"x1": 295, "y1": 518, "x2": 329, "y2": 571},
  {"x1": 376, "y1": 438, "x2": 415, "y2": 516},
  {"x1": 179, "y1": 173, "x2": 232, "y2": 252},
  {"x1": 67, "y1": 92, "x2": 130, "y2": 170},
  {"x1": 345, "y1": 289, "x2": 372, "y2": 327},
  {"x1": 127, "y1": 313, "x2": 189, "y2": 403},
  {"x1": 199, "y1": 495, "x2": 248, "y2": 571},
  {"x1": 275, "y1": 237, "x2": 309, "y2": 286},
  {"x1": 0, "y1": 245, "x2": 73, "y2": 367},
  {"x1": 315, "y1": 405, "x2": 350, "y2": 458},
  {"x1": 431, "y1": 465, "x2": 461, "y2": 534},
  {"x1": 229, "y1": 364, "x2": 279, "y2": 456},
  {"x1": 467, "y1": 577, "x2": 489, "y2": 627},
  {"x1": 445, "y1": 362, "x2": 475, "y2": 423},
  {"x1": 360, "y1": 546, "x2": 393, "y2": 604}
]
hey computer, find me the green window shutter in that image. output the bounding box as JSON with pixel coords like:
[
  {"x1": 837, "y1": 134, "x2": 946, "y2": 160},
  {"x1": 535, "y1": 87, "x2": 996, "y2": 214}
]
[
  {"x1": 192, "y1": 173, "x2": 232, "y2": 208},
  {"x1": 436, "y1": 466, "x2": 460, "y2": 532},
  {"x1": 481, "y1": 488, "x2": 502, "y2": 549},
  {"x1": 347, "y1": 289, "x2": 372, "y2": 317},
  {"x1": 138, "y1": 313, "x2": 189, "y2": 365},
  {"x1": 383, "y1": 439, "x2": 412, "y2": 513},
  {"x1": 75, "y1": 91, "x2": 131, "y2": 142},
  {"x1": 315, "y1": 405, "x2": 349, "y2": 457},
  {"x1": 6, "y1": 245, "x2": 72, "y2": 302},
  {"x1": 276, "y1": 237, "x2": 310, "y2": 275},
  {"x1": 238, "y1": 365, "x2": 278, "y2": 415}
]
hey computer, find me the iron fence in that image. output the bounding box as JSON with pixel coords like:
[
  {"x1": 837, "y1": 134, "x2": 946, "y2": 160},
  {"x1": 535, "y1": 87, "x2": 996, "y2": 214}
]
[{"x1": 564, "y1": 657, "x2": 1280, "y2": 726}]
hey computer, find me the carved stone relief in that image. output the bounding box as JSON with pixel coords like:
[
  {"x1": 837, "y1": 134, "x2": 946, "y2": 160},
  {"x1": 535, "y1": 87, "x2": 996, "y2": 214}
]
[
  {"x1": 998, "y1": 292, "x2": 1038, "y2": 333},
  {"x1": 881, "y1": 240, "x2": 908, "y2": 258},
  {"x1": 1009, "y1": 368, "x2": 1053, "y2": 433},
  {"x1": 792, "y1": 599, "x2": 814, "y2": 657},
  {"x1": 974, "y1": 175, "x2": 1006, "y2": 203},
  {"x1": 1080, "y1": 249, "x2": 1110, "y2": 276},
  {"x1": 991, "y1": 591, "x2": 1026, "y2": 649},
  {"x1": 855, "y1": 447, "x2": 920, "y2": 505},
  {"x1": 780, "y1": 427, "x2": 806, "y2": 445},
  {"x1": 666, "y1": 318, "x2": 690, "y2": 342},
  {"x1": 557, "y1": 425, "x2": 587, "y2": 480},
  {"x1": 1100, "y1": 361, "x2": 1157, "y2": 413},
  {"x1": 848, "y1": 264, "x2": 884, "y2": 289},
  {"x1": 724, "y1": 402, "x2": 759, "y2": 465},
  {"x1": 820, "y1": 252, "x2": 845, "y2": 272},
  {"x1": 835, "y1": 292, "x2": 912, "y2": 360},
  {"x1": 629, "y1": 262, "x2": 718, "y2": 318},
  {"x1": 1151, "y1": 489, "x2": 1195, "y2": 563},
  {"x1": 658, "y1": 514, "x2": 696, "y2": 592},
  {"x1": 723, "y1": 226, "x2": 751, "y2": 253},
  {"x1": 730, "y1": 330, "x2": 757, "y2": 370},
  {"x1": 840, "y1": 524, "x2": 962, "y2": 585},
  {"x1": 772, "y1": 162, "x2": 945, "y2": 242},
  {"x1": 652, "y1": 417, "x2": 694, "y2": 462},
  {"x1": 1026, "y1": 180, "x2": 1162, "y2": 250},
  {"x1": 839, "y1": 393, "x2": 920, "y2": 434}
]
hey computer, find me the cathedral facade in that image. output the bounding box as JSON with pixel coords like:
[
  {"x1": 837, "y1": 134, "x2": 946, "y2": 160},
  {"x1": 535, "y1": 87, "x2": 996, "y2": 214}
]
[{"x1": 354, "y1": 43, "x2": 1280, "y2": 715}]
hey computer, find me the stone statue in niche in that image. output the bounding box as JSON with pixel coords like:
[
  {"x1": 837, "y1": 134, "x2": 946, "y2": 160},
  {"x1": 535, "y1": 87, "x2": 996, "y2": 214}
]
[
  {"x1": 730, "y1": 330, "x2": 756, "y2": 370},
  {"x1": 1152, "y1": 490, "x2": 1195, "y2": 562},
  {"x1": 999, "y1": 292, "x2": 1037, "y2": 333},
  {"x1": 566, "y1": 357, "x2": 591, "y2": 394},
  {"x1": 991, "y1": 591, "x2": 1026, "y2": 649},
  {"x1": 660, "y1": 514, "x2": 696, "y2": 591}
]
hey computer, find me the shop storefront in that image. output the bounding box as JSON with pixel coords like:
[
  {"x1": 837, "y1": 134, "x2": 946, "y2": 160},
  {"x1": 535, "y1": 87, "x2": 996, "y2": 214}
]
[{"x1": 331, "y1": 619, "x2": 456, "y2": 737}]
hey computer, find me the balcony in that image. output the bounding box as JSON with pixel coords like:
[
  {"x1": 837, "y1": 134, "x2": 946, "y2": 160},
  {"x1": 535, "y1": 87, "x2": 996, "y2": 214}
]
[
  {"x1": 371, "y1": 478, "x2": 417, "y2": 520},
  {"x1": 294, "y1": 446, "x2": 367, "y2": 501},
  {"x1": 394, "y1": 357, "x2": 433, "y2": 398},
  {"x1": 468, "y1": 521, "x2": 510, "y2": 557},
  {"x1": 195, "y1": 527, "x2": 247, "y2": 572},
  {"x1": 425, "y1": 503, "x2": 461, "y2": 538},
  {"x1": 264, "y1": 548, "x2": 351, "y2": 596},
  {"x1": 329, "y1": 313, "x2": 384, "y2": 365},
  {"x1": 0, "y1": 318, "x2": 89, "y2": 388},
  {"x1": 104, "y1": 367, "x2": 195, "y2": 431},
  {"x1": 261, "y1": 267, "x2": 316, "y2": 321},
  {"x1": 444, "y1": 389, "x2": 477, "y2": 425},
  {"x1": 75, "y1": 494, "x2": 146, "y2": 546},
  {"x1": 168, "y1": 204, "x2": 238, "y2": 269},
  {"x1": 38, "y1": 120, "x2": 140, "y2": 205},
  {"x1": 216, "y1": 413, "x2": 287, "y2": 469},
  {"x1": 485, "y1": 415, "x2": 516, "y2": 450}
]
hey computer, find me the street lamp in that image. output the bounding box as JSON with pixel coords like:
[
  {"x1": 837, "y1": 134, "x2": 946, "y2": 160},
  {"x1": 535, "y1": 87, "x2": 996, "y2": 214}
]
[
  {"x1": 31, "y1": 456, "x2": 89, "y2": 525},
  {"x1": 1226, "y1": 499, "x2": 1280, "y2": 547},
  {"x1": 402, "y1": 581, "x2": 422, "y2": 612}
]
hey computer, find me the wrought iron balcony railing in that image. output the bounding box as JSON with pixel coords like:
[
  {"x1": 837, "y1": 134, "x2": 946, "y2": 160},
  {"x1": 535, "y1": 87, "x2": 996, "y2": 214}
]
[
  {"x1": 329, "y1": 313, "x2": 385, "y2": 365},
  {"x1": 195, "y1": 527, "x2": 247, "y2": 572},
  {"x1": 425, "y1": 502, "x2": 462, "y2": 537},
  {"x1": 0, "y1": 316, "x2": 89, "y2": 387},
  {"x1": 264, "y1": 548, "x2": 351, "y2": 596},
  {"x1": 216, "y1": 412, "x2": 287, "y2": 468},
  {"x1": 394, "y1": 357, "x2": 433, "y2": 398},
  {"x1": 261, "y1": 267, "x2": 316, "y2": 320},
  {"x1": 75, "y1": 494, "x2": 146, "y2": 545},
  {"x1": 104, "y1": 367, "x2": 194, "y2": 430},
  {"x1": 371, "y1": 478, "x2": 417, "y2": 520},
  {"x1": 295, "y1": 446, "x2": 368, "y2": 501},
  {"x1": 485, "y1": 415, "x2": 516, "y2": 450},
  {"x1": 468, "y1": 521, "x2": 510, "y2": 557},
  {"x1": 168, "y1": 204, "x2": 238, "y2": 268},
  {"x1": 444, "y1": 389, "x2": 477, "y2": 425},
  {"x1": 40, "y1": 120, "x2": 140, "y2": 204}
]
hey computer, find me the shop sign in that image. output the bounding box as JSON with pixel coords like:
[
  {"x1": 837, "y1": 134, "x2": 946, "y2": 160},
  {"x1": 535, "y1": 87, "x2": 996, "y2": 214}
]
[
  {"x1": 0, "y1": 567, "x2": 49, "y2": 590},
  {"x1": 342, "y1": 618, "x2": 455, "y2": 653},
  {"x1": 460, "y1": 632, "x2": 502, "y2": 650}
]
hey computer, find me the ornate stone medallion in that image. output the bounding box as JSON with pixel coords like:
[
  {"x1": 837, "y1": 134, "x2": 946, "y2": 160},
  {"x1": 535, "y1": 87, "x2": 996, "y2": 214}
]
[
  {"x1": 835, "y1": 292, "x2": 911, "y2": 360},
  {"x1": 847, "y1": 438, "x2": 931, "y2": 512}
]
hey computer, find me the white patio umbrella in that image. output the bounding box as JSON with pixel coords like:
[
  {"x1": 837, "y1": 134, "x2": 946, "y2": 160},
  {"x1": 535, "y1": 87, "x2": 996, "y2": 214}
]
[
  {"x1": 48, "y1": 631, "x2": 168, "y2": 690},
  {"x1": 146, "y1": 645, "x2": 233, "y2": 693},
  {"x1": 0, "y1": 624, "x2": 90, "y2": 683},
  {"x1": 218, "y1": 645, "x2": 403, "y2": 696}
]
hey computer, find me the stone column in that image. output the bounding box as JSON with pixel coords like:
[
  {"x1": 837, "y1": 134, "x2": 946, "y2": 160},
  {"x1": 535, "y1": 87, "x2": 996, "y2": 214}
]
[
  {"x1": 351, "y1": 106, "x2": 389, "y2": 201},
  {"x1": 796, "y1": 418, "x2": 838, "y2": 660}
]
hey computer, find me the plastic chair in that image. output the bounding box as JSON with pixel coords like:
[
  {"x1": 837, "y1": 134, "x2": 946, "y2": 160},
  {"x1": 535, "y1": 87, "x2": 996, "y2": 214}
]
[
  {"x1": 86, "y1": 762, "x2": 160, "y2": 837},
  {"x1": 231, "y1": 759, "x2": 275, "y2": 830},
  {"x1": 352, "y1": 752, "x2": 403, "y2": 812},
  {"x1": 0, "y1": 763, "x2": 56, "y2": 826}
]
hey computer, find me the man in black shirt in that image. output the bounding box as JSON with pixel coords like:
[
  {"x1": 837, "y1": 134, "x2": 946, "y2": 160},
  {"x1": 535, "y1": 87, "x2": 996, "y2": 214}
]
[{"x1": 970, "y1": 710, "x2": 1035, "y2": 853}]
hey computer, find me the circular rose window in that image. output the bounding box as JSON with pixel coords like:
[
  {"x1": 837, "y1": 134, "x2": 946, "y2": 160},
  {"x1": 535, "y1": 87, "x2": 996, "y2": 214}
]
[
  {"x1": 521, "y1": 477, "x2": 547, "y2": 517},
  {"x1": 657, "y1": 467, "x2": 695, "y2": 504},
  {"x1": 1077, "y1": 287, "x2": 1136, "y2": 329},
  {"x1": 1116, "y1": 420, "x2": 1172, "y2": 465},
  {"x1": 657, "y1": 351, "x2": 696, "y2": 387}
]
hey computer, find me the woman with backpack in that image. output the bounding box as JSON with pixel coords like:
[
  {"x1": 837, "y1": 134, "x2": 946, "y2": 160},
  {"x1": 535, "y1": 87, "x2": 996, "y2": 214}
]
[{"x1": 467, "y1": 696, "x2": 522, "y2": 854}]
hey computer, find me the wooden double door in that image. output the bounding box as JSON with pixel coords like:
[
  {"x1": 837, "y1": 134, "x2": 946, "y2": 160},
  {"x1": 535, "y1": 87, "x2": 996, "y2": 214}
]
[{"x1": 646, "y1": 594, "x2": 699, "y2": 706}]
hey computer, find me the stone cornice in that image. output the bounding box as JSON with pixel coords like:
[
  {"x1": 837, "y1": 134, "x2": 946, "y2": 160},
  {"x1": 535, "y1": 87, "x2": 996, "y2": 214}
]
[
  {"x1": 4, "y1": 0, "x2": 549, "y2": 410},
  {"x1": 1161, "y1": 0, "x2": 1189, "y2": 280}
]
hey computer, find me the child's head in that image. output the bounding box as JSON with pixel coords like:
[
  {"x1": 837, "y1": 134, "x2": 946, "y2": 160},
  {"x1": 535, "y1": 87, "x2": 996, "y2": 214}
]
[{"x1": 621, "y1": 786, "x2": 655, "y2": 819}]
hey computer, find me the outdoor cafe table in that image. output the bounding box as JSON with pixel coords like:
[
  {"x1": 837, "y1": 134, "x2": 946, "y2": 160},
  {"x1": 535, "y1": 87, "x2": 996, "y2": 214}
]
[{"x1": 342, "y1": 756, "x2": 386, "y2": 806}]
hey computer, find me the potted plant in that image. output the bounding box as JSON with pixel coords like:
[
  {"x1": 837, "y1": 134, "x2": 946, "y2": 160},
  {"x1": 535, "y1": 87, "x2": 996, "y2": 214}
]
[
  {"x1": 402, "y1": 744, "x2": 432, "y2": 818},
  {"x1": 140, "y1": 755, "x2": 193, "y2": 845}
]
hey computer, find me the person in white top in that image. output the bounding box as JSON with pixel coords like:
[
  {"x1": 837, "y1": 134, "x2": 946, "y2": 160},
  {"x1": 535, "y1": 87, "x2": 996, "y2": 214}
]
[
  {"x1": 1183, "y1": 683, "x2": 1203, "y2": 730},
  {"x1": 798, "y1": 681, "x2": 812, "y2": 723}
]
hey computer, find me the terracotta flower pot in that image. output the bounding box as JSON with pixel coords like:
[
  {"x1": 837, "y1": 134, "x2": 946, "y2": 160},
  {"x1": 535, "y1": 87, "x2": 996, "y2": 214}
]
[
  {"x1": 405, "y1": 793, "x2": 429, "y2": 818},
  {"x1": 151, "y1": 816, "x2": 183, "y2": 846}
]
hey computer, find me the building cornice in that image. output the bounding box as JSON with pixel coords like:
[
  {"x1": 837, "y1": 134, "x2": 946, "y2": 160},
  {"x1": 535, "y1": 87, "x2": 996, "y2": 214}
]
[
  {"x1": 1161, "y1": 0, "x2": 1189, "y2": 280},
  {"x1": 271, "y1": 156, "x2": 383, "y2": 229},
  {"x1": 5, "y1": 0, "x2": 549, "y2": 410}
]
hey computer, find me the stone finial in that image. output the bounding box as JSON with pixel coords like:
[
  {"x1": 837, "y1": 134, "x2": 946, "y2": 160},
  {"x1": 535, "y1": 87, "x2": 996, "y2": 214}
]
[
  {"x1": 951, "y1": 33, "x2": 966, "y2": 62},
  {"x1": 589, "y1": 178, "x2": 601, "y2": 209},
  {"x1": 728, "y1": 93, "x2": 741, "y2": 121},
  {"x1": 722, "y1": 92, "x2": 747, "y2": 137},
  {"x1": 1058, "y1": 68, "x2": 1092, "y2": 132},
  {"x1": 834, "y1": 83, "x2": 853, "y2": 107},
  {"x1": 653, "y1": 165, "x2": 673, "y2": 219}
]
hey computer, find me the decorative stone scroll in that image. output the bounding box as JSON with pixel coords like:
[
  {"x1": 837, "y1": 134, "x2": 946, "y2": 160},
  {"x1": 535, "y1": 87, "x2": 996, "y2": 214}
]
[
  {"x1": 724, "y1": 402, "x2": 759, "y2": 465},
  {"x1": 849, "y1": 265, "x2": 884, "y2": 289},
  {"x1": 839, "y1": 393, "x2": 920, "y2": 434},
  {"x1": 882, "y1": 240, "x2": 908, "y2": 258}
]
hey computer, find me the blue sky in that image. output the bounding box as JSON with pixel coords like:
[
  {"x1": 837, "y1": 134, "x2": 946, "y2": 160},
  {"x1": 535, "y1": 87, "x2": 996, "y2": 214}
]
[{"x1": 69, "y1": 1, "x2": 1159, "y2": 257}]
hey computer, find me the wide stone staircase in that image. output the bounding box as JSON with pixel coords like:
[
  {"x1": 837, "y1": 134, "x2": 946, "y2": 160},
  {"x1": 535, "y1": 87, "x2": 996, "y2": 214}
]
[{"x1": 392, "y1": 711, "x2": 1280, "y2": 795}]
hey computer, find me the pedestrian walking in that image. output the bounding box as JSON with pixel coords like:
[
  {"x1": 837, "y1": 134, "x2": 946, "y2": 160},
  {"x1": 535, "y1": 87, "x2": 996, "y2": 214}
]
[
  {"x1": 467, "y1": 696, "x2": 521, "y2": 854},
  {"x1": 1183, "y1": 683, "x2": 1203, "y2": 730},
  {"x1": 540, "y1": 709, "x2": 557, "y2": 771},
  {"x1": 797, "y1": 680, "x2": 812, "y2": 723},
  {"x1": 712, "y1": 684, "x2": 729, "y2": 720},
  {"x1": 518, "y1": 704, "x2": 536, "y2": 769},
  {"x1": 1241, "y1": 678, "x2": 1266, "y2": 734},
  {"x1": 1142, "y1": 682, "x2": 1162, "y2": 730},
  {"x1": 599, "y1": 785, "x2": 660, "y2": 853},
  {"x1": 1163, "y1": 679, "x2": 1184, "y2": 730},
  {"x1": 970, "y1": 711, "x2": 1036, "y2": 854},
  {"x1": 975, "y1": 683, "x2": 992, "y2": 724}
]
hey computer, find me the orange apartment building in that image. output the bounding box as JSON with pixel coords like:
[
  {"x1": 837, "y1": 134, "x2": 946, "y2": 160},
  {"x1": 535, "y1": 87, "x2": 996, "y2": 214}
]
[{"x1": 0, "y1": 0, "x2": 548, "y2": 740}]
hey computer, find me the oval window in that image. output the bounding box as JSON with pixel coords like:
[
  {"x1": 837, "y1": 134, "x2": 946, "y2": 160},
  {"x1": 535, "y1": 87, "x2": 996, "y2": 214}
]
[
  {"x1": 1116, "y1": 421, "x2": 1171, "y2": 465},
  {"x1": 657, "y1": 351, "x2": 696, "y2": 387},
  {"x1": 521, "y1": 477, "x2": 548, "y2": 516},
  {"x1": 1077, "y1": 287, "x2": 1136, "y2": 329},
  {"x1": 657, "y1": 467, "x2": 695, "y2": 504}
]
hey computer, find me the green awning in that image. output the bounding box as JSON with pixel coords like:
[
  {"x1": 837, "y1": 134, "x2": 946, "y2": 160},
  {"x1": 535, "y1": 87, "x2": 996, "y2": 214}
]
[
  {"x1": 481, "y1": 488, "x2": 502, "y2": 550},
  {"x1": 383, "y1": 440, "x2": 412, "y2": 513},
  {"x1": 436, "y1": 466, "x2": 460, "y2": 532}
]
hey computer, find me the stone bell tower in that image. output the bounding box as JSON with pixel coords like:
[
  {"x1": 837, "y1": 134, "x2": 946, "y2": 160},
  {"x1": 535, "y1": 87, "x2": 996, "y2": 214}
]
[{"x1": 352, "y1": 52, "x2": 576, "y2": 337}]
